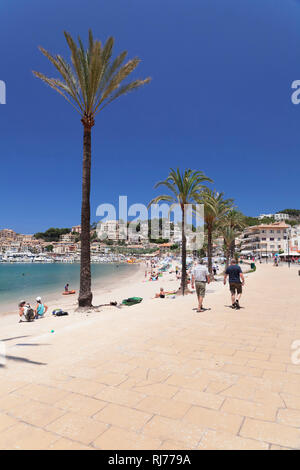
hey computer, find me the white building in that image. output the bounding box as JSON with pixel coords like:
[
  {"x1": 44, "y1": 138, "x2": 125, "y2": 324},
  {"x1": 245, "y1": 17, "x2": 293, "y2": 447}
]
[
  {"x1": 258, "y1": 213, "x2": 290, "y2": 221},
  {"x1": 97, "y1": 220, "x2": 119, "y2": 241},
  {"x1": 274, "y1": 213, "x2": 290, "y2": 221}
]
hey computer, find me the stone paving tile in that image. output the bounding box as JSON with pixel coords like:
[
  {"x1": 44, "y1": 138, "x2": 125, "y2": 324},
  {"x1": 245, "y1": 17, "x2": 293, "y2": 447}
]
[
  {"x1": 127, "y1": 367, "x2": 171, "y2": 382},
  {"x1": 165, "y1": 374, "x2": 210, "y2": 391},
  {"x1": 240, "y1": 418, "x2": 300, "y2": 449},
  {"x1": 0, "y1": 380, "x2": 28, "y2": 397},
  {"x1": 222, "y1": 397, "x2": 278, "y2": 422},
  {"x1": 174, "y1": 389, "x2": 225, "y2": 410},
  {"x1": 0, "y1": 393, "x2": 29, "y2": 412},
  {"x1": 135, "y1": 396, "x2": 191, "y2": 420},
  {"x1": 142, "y1": 415, "x2": 205, "y2": 447},
  {"x1": 222, "y1": 364, "x2": 264, "y2": 378},
  {"x1": 270, "y1": 444, "x2": 292, "y2": 450},
  {"x1": 133, "y1": 382, "x2": 179, "y2": 399},
  {"x1": 17, "y1": 383, "x2": 70, "y2": 405},
  {"x1": 48, "y1": 438, "x2": 92, "y2": 450},
  {"x1": 8, "y1": 401, "x2": 66, "y2": 427},
  {"x1": 159, "y1": 440, "x2": 192, "y2": 450},
  {"x1": 280, "y1": 394, "x2": 300, "y2": 410},
  {"x1": 57, "y1": 378, "x2": 107, "y2": 396},
  {"x1": 93, "y1": 426, "x2": 161, "y2": 450},
  {"x1": 93, "y1": 403, "x2": 152, "y2": 431},
  {"x1": 277, "y1": 409, "x2": 300, "y2": 428},
  {"x1": 94, "y1": 386, "x2": 145, "y2": 408},
  {"x1": 234, "y1": 351, "x2": 270, "y2": 361},
  {"x1": 54, "y1": 392, "x2": 108, "y2": 417},
  {"x1": 0, "y1": 413, "x2": 19, "y2": 433},
  {"x1": 198, "y1": 430, "x2": 269, "y2": 450},
  {"x1": 0, "y1": 423, "x2": 58, "y2": 450},
  {"x1": 247, "y1": 360, "x2": 286, "y2": 372},
  {"x1": 183, "y1": 406, "x2": 243, "y2": 435},
  {"x1": 282, "y1": 382, "x2": 300, "y2": 396},
  {"x1": 45, "y1": 412, "x2": 108, "y2": 445}
]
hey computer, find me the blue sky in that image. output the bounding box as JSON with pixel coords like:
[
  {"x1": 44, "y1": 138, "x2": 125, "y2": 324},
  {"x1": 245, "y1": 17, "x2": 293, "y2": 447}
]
[{"x1": 0, "y1": 0, "x2": 300, "y2": 233}]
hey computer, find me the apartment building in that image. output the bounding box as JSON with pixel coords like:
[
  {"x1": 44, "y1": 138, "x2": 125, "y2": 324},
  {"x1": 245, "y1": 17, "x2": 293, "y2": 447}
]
[
  {"x1": 60, "y1": 233, "x2": 75, "y2": 243},
  {"x1": 0, "y1": 229, "x2": 17, "y2": 240},
  {"x1": 241, "y1": 222, "x2": 290, "y2": 256},
  {"x1": 71, "y1": 225, "x2": 81, "y2": 234},
  {"x1": 97, "y1": 220, "x2": 120, "y2": 241}
]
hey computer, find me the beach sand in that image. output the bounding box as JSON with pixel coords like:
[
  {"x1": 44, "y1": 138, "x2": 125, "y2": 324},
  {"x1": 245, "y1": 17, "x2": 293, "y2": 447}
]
[{"x1": 0, "y1": 262, "x2": 300, "y2": 450}]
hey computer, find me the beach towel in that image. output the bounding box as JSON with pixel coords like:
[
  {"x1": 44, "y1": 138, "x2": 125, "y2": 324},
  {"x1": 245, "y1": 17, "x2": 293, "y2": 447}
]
[{"x1": 122, "y1": 297, "x2": 143, "y2": 306}]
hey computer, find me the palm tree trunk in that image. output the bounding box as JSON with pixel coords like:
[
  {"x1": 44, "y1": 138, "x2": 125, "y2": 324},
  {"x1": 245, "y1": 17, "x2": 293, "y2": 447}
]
[
  {"x1": 78, "y1": 125, "x2": 93, "y2": 307},
  {"x1": 181, "y1": 207, "x2": 187, "y2": 296},
  {"x1": 207, "y1": 226, "x2": 213, "y2": 276},
  {"x1": 230, "y1": 239, "x2": 235, "y2": 257},
  {"x1": 225, "y1": 244, "x2": 230, "y2": 270}
]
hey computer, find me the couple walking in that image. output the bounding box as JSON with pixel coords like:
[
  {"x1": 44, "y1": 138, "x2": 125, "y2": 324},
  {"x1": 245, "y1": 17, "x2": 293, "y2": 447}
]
[{"x1": 191, "y1": 259, "x2": 245, "y2": 312}]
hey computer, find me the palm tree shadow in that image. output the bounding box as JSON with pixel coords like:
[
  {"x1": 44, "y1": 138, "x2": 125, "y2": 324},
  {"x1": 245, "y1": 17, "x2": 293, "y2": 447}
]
[
  {"x1": 1, "y1": 336, "x2": 30, "y2": 342},
  {"x1": 0, "y1": 354, "x2": 46, "y2": 366}
]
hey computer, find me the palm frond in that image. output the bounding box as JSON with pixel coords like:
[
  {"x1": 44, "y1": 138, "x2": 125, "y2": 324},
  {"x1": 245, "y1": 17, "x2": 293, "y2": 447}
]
[{"x1": 34, "y1": 30, "x2": 151, "y2": 121}]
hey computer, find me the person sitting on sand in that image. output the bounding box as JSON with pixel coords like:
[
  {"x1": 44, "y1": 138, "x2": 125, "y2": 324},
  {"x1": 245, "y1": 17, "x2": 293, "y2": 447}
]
[
  {"x1": 155, "y1": 288, "x2": 166, "y2": 298},
  {"x1": 34, "y1": 297, "x2": 48, "y2": 319},
  {"x1": 154, "y1": 288, "x2": 177, "y2": 298},
  {"x1": 18, "y1": 301, "x2": 35, "y2": 323}
]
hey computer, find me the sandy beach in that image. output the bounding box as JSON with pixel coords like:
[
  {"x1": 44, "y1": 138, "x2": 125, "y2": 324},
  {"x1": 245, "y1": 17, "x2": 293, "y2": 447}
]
[{"x1": 0, "y1": 261, "x2": 300, "y2": 450}]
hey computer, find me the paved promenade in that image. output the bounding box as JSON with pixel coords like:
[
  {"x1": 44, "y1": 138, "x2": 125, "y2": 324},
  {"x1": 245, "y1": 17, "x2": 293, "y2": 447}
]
[{"x1": 0, "y1": 263, "x2": 300, "y2": 450}]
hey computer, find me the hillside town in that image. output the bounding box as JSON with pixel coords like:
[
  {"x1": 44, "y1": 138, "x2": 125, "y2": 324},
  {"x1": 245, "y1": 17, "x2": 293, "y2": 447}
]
[{"x1": 1, "y1": 211, "x2": 300, "y2": 263}]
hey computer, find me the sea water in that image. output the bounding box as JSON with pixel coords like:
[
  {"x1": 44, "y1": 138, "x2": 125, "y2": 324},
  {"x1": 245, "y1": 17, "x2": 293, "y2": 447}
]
[{"x1": 0, "y1": 263, "x2": 137, "y2": 314}]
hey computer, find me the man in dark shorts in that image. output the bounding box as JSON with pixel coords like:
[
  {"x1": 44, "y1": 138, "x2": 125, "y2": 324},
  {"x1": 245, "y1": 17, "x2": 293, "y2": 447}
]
[{"x1": 224, "y1": 259, "x2": 245, "y2": 309}]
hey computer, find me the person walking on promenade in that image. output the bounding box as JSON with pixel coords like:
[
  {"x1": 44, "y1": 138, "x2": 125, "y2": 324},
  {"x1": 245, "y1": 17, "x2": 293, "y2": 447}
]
[
  {"x1": 191, "y1": 259, "x2": 210, "y2": 312},
  {"x1": 224, "y1": 259, "x2": 245, "y2": 309}
]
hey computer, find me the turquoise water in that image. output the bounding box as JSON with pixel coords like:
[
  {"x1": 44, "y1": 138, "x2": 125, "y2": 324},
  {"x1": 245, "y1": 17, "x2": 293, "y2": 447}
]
[{"x1": 0, "y1": 263, "x2": 137, "y2": 313}]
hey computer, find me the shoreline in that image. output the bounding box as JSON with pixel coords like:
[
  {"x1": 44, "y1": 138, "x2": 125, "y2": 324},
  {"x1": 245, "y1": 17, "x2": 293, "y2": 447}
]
[{"x1": 0, "y1": 263, "x2": 142, "y2": 319}]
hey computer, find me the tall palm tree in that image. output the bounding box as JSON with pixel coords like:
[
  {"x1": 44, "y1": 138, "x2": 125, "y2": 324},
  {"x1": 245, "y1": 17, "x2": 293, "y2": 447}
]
[
  {"x1": 197, "y1": 189, "x2": 233, "y2": 275},
  {"x1": 149, "y1": 168, "x2": 212, "y2": 295},
  {"x1": 225, "y1": 210, "x2": 246, "y2": 258},
  {"x1": 33, "y1": 30, "x2": 150, "y2": 307},
  {"x1": 220, "y1": 226, "x2": 240, "y2": 268}
]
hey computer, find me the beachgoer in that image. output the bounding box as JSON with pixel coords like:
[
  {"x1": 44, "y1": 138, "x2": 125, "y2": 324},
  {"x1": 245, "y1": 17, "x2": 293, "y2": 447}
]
[
  {"x1": 224, "y1": 259, "x2": 245, "y2": 309},
  {"x1": 18, "y1": 301, "x2": 28, "y2": 323},
  {"x1": 64, "y1": 283, "x2": 69, "y2": 292},
  {"x1": 34, "y1": 297, "x2": 48, "y2": 319},
  {"x1": 18, "y1": 301, "x2": 34, "y2": 323},
  {"x1": 155, "y1": 288, "x2": 166, "y2": 298},
  {"x1": 191, "y1": 259, "x2": 210, "y2": 312}
]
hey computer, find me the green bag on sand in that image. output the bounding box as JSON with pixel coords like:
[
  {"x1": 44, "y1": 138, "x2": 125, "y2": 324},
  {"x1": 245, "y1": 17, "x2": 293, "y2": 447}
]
[{"x1": 122, "y1": 297, "x2": 143, "y2": 306}]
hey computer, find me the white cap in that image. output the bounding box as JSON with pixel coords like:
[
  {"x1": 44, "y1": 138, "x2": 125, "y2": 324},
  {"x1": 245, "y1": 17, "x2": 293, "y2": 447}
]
[{"x1": 36, "y1": 296, "x2": 41, "y2": 302}]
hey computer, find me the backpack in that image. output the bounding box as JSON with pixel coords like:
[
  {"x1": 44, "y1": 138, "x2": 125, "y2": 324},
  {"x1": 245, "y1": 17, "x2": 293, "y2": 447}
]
[
  {"x1": 52, "y1": 309, "x2": 68, "y2": 317},
  {"x1": 24, "y1": 307, "x2": 35, "y2": 321}
]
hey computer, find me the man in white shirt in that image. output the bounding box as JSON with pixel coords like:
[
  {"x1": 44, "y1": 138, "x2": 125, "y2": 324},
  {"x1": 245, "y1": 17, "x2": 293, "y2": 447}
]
[{"x1": 191, "y1": 259, "x2": 210, "y2": 312}]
